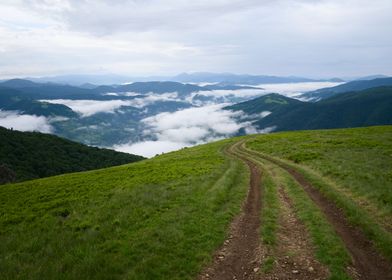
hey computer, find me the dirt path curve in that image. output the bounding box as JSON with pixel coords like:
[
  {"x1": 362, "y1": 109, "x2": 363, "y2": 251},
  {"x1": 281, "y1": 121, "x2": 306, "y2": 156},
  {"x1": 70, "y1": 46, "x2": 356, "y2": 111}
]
[
  {"x1": 199, "y1": 141, "x2": 263, "y2": 280},
  {"x1": 241, "y1": 143, "x2": 392, "y2": 280}
]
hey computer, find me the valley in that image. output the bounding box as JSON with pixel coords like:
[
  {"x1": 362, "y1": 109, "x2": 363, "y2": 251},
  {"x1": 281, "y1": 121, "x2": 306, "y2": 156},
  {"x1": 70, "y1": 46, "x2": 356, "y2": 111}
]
[{"x1": 1, "y1": 77, "x2": 392, "y2": 157}]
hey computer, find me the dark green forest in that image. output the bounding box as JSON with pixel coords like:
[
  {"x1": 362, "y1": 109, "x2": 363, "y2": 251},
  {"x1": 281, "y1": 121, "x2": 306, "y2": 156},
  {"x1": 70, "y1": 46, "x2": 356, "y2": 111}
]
[
  {"x1": 0, "y1": 126, "x2": 144, "y2": 184},
  {"x1": 226, "y1": 86, "x2": 392, "y2": 132}
]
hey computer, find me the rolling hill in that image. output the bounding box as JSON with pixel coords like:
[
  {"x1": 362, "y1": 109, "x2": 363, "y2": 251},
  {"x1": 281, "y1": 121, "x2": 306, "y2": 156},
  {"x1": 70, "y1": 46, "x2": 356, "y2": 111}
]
[
  {"x1": 0, "y1": 126, "x2": 144, "y2": 183},
  {"x1": 0, "y1": 87, "x2": 78, "y2": 118},
  {"x1": 0, "y1": 126, "x2": 391, "y2": 279},
  {"x1": 227, "y1": 86, "x2": 392, "y2": 132},
  {"x1": 225, "y1": 93, "x2": 304, "y2": 116},
  {"x1": 300, "y1": 77, "x2": 392, "y2": 101}
]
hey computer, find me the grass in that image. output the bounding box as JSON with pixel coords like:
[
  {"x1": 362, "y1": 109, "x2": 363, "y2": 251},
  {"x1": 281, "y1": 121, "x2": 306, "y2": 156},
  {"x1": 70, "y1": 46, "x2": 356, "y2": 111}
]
[
  {"x1": 246, "y1": 126, "x2": 392, "y2": 261},
  {"x1": 239, "y1": 144, "x2": 352, "y2": 279},
  {"x1": 278, "y1": 160, "x2": 392, "y2": 261},
  {"x1": 2, "y1": 125, "x2": 391, "y2": 279},
  {"x1": 0, "y1": 139, "x2": 248, "y2": 279},
  {"x1": 259, "y1": 172, "x2": 280, "y2": 247},
  {"x1": 282, "y1": 173, "x2": 351, "y2": 279},
  {"x1": 262, "y1": 256, "x2": 275, "y2": 273},
  {"x1": 246, "y1": 126, "x2": 392, "y2": 224},
  {"x1": 252, "y1": 164, "x2": 280, "y2": 274},
  {"x1": 252, "y1": 155, "x2": 351, "y2": 279}
]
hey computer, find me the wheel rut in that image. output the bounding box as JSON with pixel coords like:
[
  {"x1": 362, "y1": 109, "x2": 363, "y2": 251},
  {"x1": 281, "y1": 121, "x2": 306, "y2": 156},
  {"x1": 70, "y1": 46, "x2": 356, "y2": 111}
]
[
  {"x1": 261, "y1": 186, "x2": 330, "y2": 280},
  {"x1": 199, "y1": 142, "x2": 262, "y2": 280},
  {"x1": 241, "y1": 143, "x2": 392, "y2": 280}
]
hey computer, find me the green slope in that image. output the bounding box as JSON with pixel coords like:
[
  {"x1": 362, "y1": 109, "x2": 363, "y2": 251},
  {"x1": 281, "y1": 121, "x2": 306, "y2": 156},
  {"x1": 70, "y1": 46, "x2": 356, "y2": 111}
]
[
  {"x1": 247, "y1": 126, "x2": 392, "y2": 227},
  {"x1": 0, "y1": 139, "x2": 248, "y2": 279},
  {"x1": 0, "y1": 127, "x2": 144, "y2": 183},
  {"x1": 246, "y1": 126, "x2": 392, "y2": 264},
  {"x1": 1, "y1": 126, "x2": 391, "y2": 279}
]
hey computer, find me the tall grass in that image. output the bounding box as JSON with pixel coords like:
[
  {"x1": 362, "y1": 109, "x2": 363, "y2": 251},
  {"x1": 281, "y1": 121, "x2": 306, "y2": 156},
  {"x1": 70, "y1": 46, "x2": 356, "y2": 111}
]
[{"x1": 0, "y1": 140, "x2": 248, "y2": 279}]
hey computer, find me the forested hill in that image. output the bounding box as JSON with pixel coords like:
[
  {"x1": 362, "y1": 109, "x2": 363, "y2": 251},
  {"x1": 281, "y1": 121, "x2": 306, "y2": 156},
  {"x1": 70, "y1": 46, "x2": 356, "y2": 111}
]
[
  {"x1": 226, "y1": 86, "x2": 392, "y2": 132},
  {"x1": 0, "y1": 126, "x2": 144, "y2": 184}
]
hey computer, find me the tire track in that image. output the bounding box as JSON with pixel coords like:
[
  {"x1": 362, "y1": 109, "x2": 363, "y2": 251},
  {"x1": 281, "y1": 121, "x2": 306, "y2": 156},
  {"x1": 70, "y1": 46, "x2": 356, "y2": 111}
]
[
  {"x1": 241, "y1": 143, "x2": 392, "y2": 280},
  {"x1": 199, "y1": 141, "x2": 263, "y2": 280}
]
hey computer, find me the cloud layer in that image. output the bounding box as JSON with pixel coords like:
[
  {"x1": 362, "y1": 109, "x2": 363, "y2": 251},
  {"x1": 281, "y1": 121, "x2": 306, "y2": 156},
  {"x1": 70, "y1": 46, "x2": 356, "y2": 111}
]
[
  {"x1": 1, "y1": 0, "x2": 391, "y2": 78},
  {"x1": 41, "y1": 99, "x2": 135, "y2": 117},
  {"x1": 114, "y1": 104, "x2": 257, "y2": 157},
  {"x1": 42, "y1": 93, "x2": 182, "y2": 117},
  {"x1": 257, "y1": 82, "x2": 343, "y2": 98},
  {"x1": 37, "y1": 81, "x2": 341, "y2": 156},
  {"x1": 0, "y1": 110, "x2": 52, "y2": 133}
]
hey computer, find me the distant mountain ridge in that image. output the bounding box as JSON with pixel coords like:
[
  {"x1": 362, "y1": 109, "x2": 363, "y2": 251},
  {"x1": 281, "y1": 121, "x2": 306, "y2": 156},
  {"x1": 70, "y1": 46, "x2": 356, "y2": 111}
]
[
  {"x1": 171, "y1": 72, "x2": 344, "y2": 85},
  {"x1": 300, "y1": 77, "x2": 392, "y2": 101},
  {"x1": 0, "y1": 79, "x2": 258, "y2": 99},
  {"x1": 227, "y1": 86, "x2": 392, "y2": 132},
  {"x1": 6, "y1": 72, "x2": 346, "y2": 86},
  {"x1": 353, "y1": 74, "x2": 389, "y2": 81},
  {"x1": 2, "y1": 76, "x2": 391, "y2": 150}
]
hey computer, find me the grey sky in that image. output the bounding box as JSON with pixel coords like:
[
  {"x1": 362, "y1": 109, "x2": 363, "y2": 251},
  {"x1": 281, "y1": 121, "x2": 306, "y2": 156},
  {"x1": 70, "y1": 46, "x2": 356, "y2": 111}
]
[{"x1": 0, "y1": 0, "x2": 391, "y2": 78}]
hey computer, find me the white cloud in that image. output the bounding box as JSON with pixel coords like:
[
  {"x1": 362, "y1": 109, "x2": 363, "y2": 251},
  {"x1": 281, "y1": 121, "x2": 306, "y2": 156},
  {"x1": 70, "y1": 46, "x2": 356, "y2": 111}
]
[
  {"x1": 113, "y1": 104, "x2": 257, "y2": 157},
  {"x1": 142, "y1": 104, "x2": 245, "y2": 138},
  {"x1": 128, "y1": 92, "x2": 180, "y2": 108},
  {"x1": 114, "y1": 140, "x2": 187, "y2": 158},
  {"x1": 189, "y1": 88, "x2": 266, "y2": 104},
  {"x1": 0, "y1": 110, "x2": 52, "y2": 133},
  {"x1": 41, "y1": 92, "x2": 182, "y2": 117},
  {"x1": 41, "y1": 99, "x2": 136, "y2": 117},
  {"x1": 1, "y1": 1, "x2": 391, "y2": 77},
  {"x1": 158, "y1": 126, "x2": 209, "y2": 143},
  {"x1": 240, "y1": 111, "x2": 272, "y2": 121},
  {"x1": 187, "y1": 82, "x2": 343, "y2": 104},
  {"x1": 259, "y1": 111, "x2": 272, "y2": 118},
  {"x1": 257, "y1": 82, "x2": 343, "y2": 98},
  {"x1": 103, "y1": 92, "x2": 141, "y2": 97}
]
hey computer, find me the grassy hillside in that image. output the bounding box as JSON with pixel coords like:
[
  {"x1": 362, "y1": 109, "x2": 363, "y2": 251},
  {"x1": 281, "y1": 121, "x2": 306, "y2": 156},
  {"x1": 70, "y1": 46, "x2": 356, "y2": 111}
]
[
  {"x1": 0, "y1": 127, "x2": 144, "y2": 183},
  {"x1": 1, "y1": 126, "x2": 391, "y2": 279},
  {"x1": 0, "y1": 139, "x2": 248, "y2": 279},
  {"x1": 247, "y1": 126, "x2": 392, "y2": 227}
]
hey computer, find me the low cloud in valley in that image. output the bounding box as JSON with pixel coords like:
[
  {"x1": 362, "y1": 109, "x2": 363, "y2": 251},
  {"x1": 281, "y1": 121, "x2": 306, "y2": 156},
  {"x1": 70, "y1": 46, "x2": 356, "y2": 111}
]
[
  {"x1": 114, "y1": 104, "x2": 259, "y2": 157},
  {"x1": 0, "y1": 110, "x2": 52, "y2": 133}
]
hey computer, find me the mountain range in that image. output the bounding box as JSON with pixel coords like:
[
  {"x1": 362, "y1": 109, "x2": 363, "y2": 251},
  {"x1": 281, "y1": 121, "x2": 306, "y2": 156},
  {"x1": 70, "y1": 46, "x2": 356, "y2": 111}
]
[
  {"x1": 1, "y1": 76, "x2": 392, "y2": 150},
  {"x1": 7, "y1": 72, "x2": 348, "y2": 86},
  {"x1": 227, "y1": 86, "x2": 392, "y2": 132},
  {"x1": 300, "y1": 77, "x2": 392, "y2": 101}
]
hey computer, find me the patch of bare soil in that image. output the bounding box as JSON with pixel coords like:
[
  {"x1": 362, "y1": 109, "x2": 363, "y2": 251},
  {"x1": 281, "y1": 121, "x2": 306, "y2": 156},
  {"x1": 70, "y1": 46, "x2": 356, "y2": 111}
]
[
  {"x1": 199, "y1": 143, "x2": 263, "y2": 280},
  {"x1": 261, "y1": 187, "x2": 330, "y2": 280},
  {"x1": 262, "y1": 154, "x2": 392, "y2": 280}
]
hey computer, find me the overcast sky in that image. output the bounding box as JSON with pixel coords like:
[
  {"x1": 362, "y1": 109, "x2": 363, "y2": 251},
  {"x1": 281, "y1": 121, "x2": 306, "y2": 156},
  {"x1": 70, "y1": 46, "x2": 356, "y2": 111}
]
[{"x1": 0, "y1": 0, "x2": 391, "y2": 79}]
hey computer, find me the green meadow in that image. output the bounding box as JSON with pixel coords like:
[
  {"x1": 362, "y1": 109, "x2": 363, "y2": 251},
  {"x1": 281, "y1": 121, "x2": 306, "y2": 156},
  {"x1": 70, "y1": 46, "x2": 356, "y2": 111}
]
[
  {"x1": 1, "y1": 126, "x2": 392, "y2": 279},
  {"x1": 0, "y1": 140, "x2": 248, "y2": 279}
]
